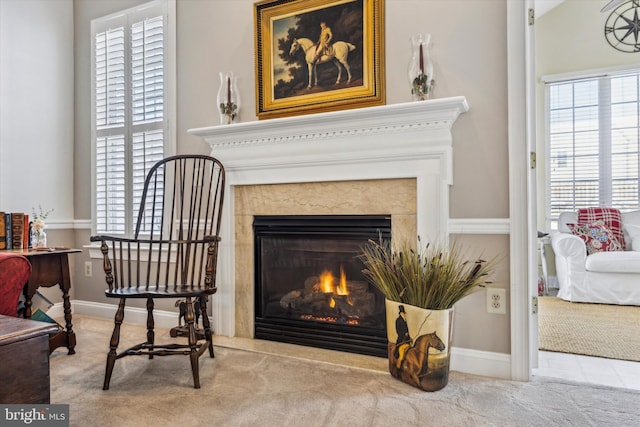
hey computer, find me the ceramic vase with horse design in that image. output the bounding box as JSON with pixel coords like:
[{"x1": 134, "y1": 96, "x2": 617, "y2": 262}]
[{"x1": 385, "y1": 299, "x2": 453, "y2": 391}]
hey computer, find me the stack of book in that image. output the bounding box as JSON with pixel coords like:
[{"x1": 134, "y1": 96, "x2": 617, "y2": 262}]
[{"x1": 0, "y1": 212, "x2": 31, "y2": 250}]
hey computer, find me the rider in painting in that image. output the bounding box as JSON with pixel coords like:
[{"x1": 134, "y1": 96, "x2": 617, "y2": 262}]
[
  {"x1": 394, "y1": 305, "x2": 412, "y2": 368},
  {"x1": 314, "y1": 21, "x2": 333, "y2": 63}
]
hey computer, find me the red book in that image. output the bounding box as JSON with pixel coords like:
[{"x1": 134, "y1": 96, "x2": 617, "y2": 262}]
[
  {"x1": 0, "y1": 212, "x2": 5, "y2": 250},
  {"x1": 23, "y1": 214, "x2": 29, "y2": 249}
]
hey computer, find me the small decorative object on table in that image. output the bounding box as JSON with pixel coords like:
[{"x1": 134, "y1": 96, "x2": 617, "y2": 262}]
[
  {"x1": 407, "y1": 33, "x2": 434, "y2": 101},
  {"x1": 31, "y1": 206, "x2": 53, "y2": 249},
  {"x1": 217, "y1": 71, "x2": 240, "y2": 124}
]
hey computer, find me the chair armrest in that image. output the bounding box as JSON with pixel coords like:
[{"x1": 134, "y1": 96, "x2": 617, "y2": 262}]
[
  {"x1": 550, "y1": 231, "x2": 587, "y2": 293},
  {"x1": 90, "y1": 235, "x2": 221, "y2": 245},
  {"x1": 550, "y1": 232, "x2": 586, "y2": 262},
  {"x1": 90, "y1": 235, "x2": 138, "y2": 244}
]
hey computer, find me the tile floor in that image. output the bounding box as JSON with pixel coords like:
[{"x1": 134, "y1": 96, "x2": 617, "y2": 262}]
[
  {"x1": 533, "y1": 350, "x2": 640, "y2": 391},
  {"x1": 534, "y1": 288, "x2": 640, "y2": 391}
]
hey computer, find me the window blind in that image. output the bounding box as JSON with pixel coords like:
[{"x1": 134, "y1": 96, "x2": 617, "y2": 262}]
[
  {"x1": 92, "y1": 0, "x2": 173, "y2": 236},
  {"x1": 546, "y1": 70, "x2": 640, "y2": 223}
]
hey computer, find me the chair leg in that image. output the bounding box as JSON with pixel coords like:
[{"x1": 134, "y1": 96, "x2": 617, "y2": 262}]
[
  {"x1": 185, "y1": 297, "x2": 200, "y2": 389},
  {"x1": 146, "y1": 298, "x2": 155, "y2": 359},
  {"x1": 200, "y1": 296, "x2": 215, "y2": 358},
  {"x1": 104, "y1": 298, "x2": 126, "y2": 390}
]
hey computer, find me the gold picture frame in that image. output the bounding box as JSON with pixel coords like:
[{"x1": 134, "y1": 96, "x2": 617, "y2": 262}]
[{"x1": 254, "y1": 0, "x2": 385, "y2": 120}]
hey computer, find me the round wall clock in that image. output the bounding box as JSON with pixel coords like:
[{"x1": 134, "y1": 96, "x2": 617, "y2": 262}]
[{"x1": 604, "y1": 0, "x2": 640, "y2": 53}]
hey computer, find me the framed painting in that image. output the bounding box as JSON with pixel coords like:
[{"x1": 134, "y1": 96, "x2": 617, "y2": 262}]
[{"x1": 254, "y1": 0, "x2": 385, "y2": 120}]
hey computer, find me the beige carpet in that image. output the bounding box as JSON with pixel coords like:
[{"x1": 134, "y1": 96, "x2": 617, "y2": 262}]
[
  {"x1": 47, "y1": 315, "x2": 640, "y2": 427},
  {"x1": 538, "y1": 296, "x2": 640, "y2": 362}
]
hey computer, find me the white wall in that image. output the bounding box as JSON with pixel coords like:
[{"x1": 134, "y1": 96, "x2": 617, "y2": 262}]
[{"x1": 0, "y1": 0, "x2": 74, "y2": 223}]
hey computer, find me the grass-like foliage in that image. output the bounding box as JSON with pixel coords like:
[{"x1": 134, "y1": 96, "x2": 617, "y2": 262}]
[{"x1": 359, "y1": 238, "x2": 496, "y2": 310}]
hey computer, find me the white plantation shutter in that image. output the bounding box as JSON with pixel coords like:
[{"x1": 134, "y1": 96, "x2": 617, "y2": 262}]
[
  {"x1": 545, "y1": 68, "x2": 640, "y2": 225},
  {"x1": 92, "y1": 0, "x2": 174, "y2": 235},
  {"x1": 610, "y1": 73, "x2": 640, "y2": 209},
  {"x1": 132, "y1": 16, "x2": 164, "y2": 124},
  {"x1": 96, "y1": 135, "x2": 126, "y2": 233},
  {"x1": 132, "y1": 130, "x2": 164, "y2": 233}
]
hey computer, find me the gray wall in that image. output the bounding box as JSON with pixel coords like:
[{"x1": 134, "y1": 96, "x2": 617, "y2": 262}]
[{"x1": 4, "y1": 0, "x2": 512, "y2": 355}]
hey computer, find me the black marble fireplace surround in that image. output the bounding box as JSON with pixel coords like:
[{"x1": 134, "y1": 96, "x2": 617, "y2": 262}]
[{"x1": 254, "y1": 215, "x2": 391, "y2": 357}]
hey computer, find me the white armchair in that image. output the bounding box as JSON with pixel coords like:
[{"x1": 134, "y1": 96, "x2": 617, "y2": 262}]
[{"x1": 551, "y1": 211, "x2": 640, "y2": 306}]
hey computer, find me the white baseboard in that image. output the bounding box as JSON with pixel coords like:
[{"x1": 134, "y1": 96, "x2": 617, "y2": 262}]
[
  {"x1": 451, "y1": 346, "x2": 511, "y2": 380},
  {"x1": 48, "y1": 300, "x2": 178, "y2": 329},
  {"x1": 51, "y1": 300, "x2": 513, "y2": 380}
]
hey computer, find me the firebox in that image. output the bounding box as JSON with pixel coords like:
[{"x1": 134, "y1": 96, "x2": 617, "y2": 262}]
[{"x1": 254, "y1": 215, "x2": 390, "y2": 357}]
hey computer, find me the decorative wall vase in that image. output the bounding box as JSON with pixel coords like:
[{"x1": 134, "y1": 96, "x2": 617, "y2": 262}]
[
  {"x1": 217, "y1": 71, "x2": 240, "y2": 124},
  {"x1": 407, "y1": 34, "x2": 434, "y2": 101},
  {"x1": 385, "y1": 299, "x2": 453, "y2": 391}
]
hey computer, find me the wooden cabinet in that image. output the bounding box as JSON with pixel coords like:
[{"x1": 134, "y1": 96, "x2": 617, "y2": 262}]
[{"x1": 0, "y1": 315, "x2": 58, "y2": 404}]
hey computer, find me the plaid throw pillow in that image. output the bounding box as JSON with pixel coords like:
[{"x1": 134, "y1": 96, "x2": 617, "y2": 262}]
[
  {"x1": 577, "y1": 207, "x2": 625, "y2": 250},
  {"x1": 568, "y1": 220, "x2": 624, "y2": 255}
]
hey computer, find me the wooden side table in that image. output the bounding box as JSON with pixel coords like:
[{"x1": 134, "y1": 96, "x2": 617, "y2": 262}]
[
  {"x1": 3, "y1": 248, "x2": 81, "y2": 354},
  {"x1": 0, "y1": 315, "x2": 59, "y2": 403}
]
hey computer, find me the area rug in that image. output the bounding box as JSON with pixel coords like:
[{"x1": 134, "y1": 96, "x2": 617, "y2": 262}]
[
  {"x1": 538, "y1": 296, "x2": 640, "y2": 362},
  {"x1": 49, "y1": 315, "x2": 640, "y2": 427}
]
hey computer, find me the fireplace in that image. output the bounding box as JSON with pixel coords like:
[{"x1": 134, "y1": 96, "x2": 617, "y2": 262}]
[
  {"x1": 254, "y1": 215, "x2": 390, "y2": 357},
  {"x1": 188, "y1": 97, "x2": 468, "y2": 344}
]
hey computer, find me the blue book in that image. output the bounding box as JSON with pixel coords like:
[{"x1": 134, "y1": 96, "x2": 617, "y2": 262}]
[
  {"x1": 0, "y1": 211, "x2": 5, "y2": 249},
  {"x1": 5, "y1": 213, "x2": 11, "y2": 249}
]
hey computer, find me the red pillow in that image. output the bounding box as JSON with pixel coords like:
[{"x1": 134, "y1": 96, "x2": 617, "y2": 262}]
[
  {"x1": 568, "y1": 220, "x2": 624, "y2": 255},
  {"x1": 577, "y1": 207, "x2": 625, "y2": 249}
]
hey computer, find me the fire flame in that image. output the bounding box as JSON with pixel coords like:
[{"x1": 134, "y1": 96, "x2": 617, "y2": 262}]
[
  {"x1": 317, "y1": 267, "x2": 350, "y2": 309},
  {"x1": 337, "y1": 267, "x2": 348, "y2": 295},
  {"x1": 318, "y1": 268, "x2": 350, "y2": 295},
  {"x1": 318, "y1": 270, "x2": 335, "y2": 293}
]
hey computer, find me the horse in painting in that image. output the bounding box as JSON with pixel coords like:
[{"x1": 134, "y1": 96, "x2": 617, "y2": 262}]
[
  {"x1": 289, "y1": 37, "x2": 356, "y2": 89},
  {"x1": 398, "y1": 332, "x2": 446, "y2": 388}
]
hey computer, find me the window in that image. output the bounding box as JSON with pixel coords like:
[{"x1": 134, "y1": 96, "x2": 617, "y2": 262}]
[
  {"x1": 545, "y1": 67, "x2": 640, "y2": 224},
  {"x1": 91, "y1": 0, "x2": 175, "y2": 235}
]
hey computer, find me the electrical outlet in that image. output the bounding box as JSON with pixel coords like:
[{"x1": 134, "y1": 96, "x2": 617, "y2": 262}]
[
  {"x1": 486, "y1": 288, "x2": 506, "y2": 314},
  {"x1": 84, "y1": 261, "x2": 92, "y2": 277}
]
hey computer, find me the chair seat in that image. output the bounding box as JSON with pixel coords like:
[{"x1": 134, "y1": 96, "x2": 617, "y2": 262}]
[
  {"x1": 105, "y1": 286, "x2": 217, "y2": 299},
  {"x1": 0, "y1": 253, "x2": 32, "y2": 317}
]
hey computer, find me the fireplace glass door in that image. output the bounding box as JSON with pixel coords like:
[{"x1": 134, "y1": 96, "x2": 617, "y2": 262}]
[{"x1": 254, "y1": 215, "x2": 391, "y2": 357}]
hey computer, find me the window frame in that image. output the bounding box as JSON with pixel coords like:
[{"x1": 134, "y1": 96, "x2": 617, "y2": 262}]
[
  {"x1": 90, "y1": 0, "x2": 176, "y2": 237},
  {"x1": 543, "y1": 64, "x2": 640, "y2": 230}
]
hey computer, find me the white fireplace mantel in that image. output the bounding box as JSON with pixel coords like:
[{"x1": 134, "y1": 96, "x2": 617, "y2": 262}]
[
  {"x1": 188, "y1": 97, "x2": 468, "y2": 337},
  {"x1": 190, "y1": 97, "x2": 468, "y2": 183}
]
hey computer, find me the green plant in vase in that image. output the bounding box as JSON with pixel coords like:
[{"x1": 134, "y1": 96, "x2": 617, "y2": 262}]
[
  {"x1": 31, "y1": 205, "x2": 54, "y2": 249},
  {"x1": 360, "y1": 238, "x2": 495, "y2": 310},
  {"x1": 359, "y1": 237, "x2": 496, "y2": 391}
]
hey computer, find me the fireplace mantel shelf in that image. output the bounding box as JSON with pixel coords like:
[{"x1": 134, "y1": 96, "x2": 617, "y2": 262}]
[
  {"x1": 189, "y1": 96, "x2": 469, "y2": 148},
  {"x1": 190, "y1": 97, "x2": 468, "y2": 148},
  {"x1": 188, "y1": 97, "x2": 468, "y2": 177}
]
